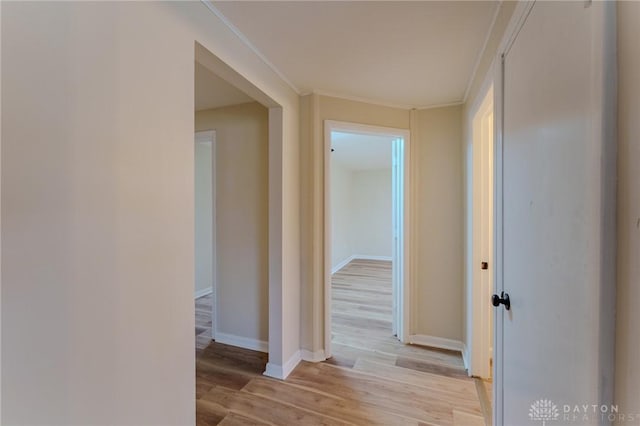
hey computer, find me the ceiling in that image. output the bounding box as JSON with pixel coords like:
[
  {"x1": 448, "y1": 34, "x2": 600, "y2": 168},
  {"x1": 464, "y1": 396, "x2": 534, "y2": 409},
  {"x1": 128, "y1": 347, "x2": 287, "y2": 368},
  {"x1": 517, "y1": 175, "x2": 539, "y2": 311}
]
[
  {"x1": 195, "y1": 61, "x2": 254, "y2": 111},
  {"x1": 331, "y1": 131, "x2": 394, "y2": 171},
  {"x1": 212, "y1": 1, "x2": 499, "y2": 108}
]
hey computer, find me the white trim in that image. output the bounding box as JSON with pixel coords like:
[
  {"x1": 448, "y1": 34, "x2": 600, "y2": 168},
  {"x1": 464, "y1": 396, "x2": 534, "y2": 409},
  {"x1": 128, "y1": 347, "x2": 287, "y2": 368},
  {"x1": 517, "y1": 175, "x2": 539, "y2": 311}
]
[
  {"x1": 353, "y1": 255, "x2": 392, "y2": 262},
  {"x1": 415, "y1": 101, "x2": 464, "y2": 111},
  {"x1": 200, "y1": 0, "x2": 301, "y2": 95},
  {"x1": 331, "y1": 255, "x2": 355, "y2": 275},
  {"x1": 195, "y1": 129, "x2": 215, "y2": 144},
  {"x1": 498, "y1": 1, "x2": 536, "y2": 57},
  {"x1": 463, "y1": 2, "x2": 503, "y2": 103},
  {"x1": 215, "y1": 332, "x2": 268, "y2": 353},
  {"x1": 311, "y1": 89, "x2": 463, "y2": 112},
  {"x1": 194, "y1": 287, "x2": 213, "y2": 299},
  {"x1": 468, "y1": 84, "x2": 494, "y2": 381},
  {"x1": 493, "y1": 49, "x2": 505, "y2": 426},
  {"x1": 461, "y1": 343, "x2": 471, "y2": 376},
  {"x1": 264, "y1": 350, "x2": 301, "y2": 380},
  {"x1": 301, "y1": 349, "x2": 327, "y2": 363},
  {"x1": 311, "y1": 89, "x2": 415, "y2": 110},
  {"x1": 324, "y1": 120, "x2": 413, "y2": 359},
  {"x1": 492, "y1": 3, "x2": 536, "y2": 425},
  {"x1": 408, "y1": 334, "x2": 464, "y2": 352},
  {"x1": 195, "y1": 130, "x2": 217, "y2": 340},
  {"x1": 331, "y1": 255, "x2": 393, "y2": 275}
]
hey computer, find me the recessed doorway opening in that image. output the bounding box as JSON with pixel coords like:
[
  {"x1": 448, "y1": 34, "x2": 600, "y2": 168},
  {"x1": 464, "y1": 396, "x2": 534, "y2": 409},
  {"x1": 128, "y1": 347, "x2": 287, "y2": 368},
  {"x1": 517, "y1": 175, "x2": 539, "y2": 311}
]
[{"x1": 323, "y1": 121, "x2": 411, "y2": 358}]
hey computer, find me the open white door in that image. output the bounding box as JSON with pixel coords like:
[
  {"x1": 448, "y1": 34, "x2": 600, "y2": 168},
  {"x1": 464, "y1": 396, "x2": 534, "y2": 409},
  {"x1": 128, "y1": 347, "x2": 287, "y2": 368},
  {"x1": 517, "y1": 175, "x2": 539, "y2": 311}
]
[
  {"x1": 495, "y1": 2, "x2": 616, "y2": 425},
  {"x1": 391, "y1": 138, "x2": 404, "y2": 338}
]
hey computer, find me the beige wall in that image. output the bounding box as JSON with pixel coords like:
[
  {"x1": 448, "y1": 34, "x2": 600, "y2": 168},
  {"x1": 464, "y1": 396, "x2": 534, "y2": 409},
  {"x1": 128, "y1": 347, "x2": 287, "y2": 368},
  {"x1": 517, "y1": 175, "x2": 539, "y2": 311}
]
[
  {"x1": 1, "y1": 2, "x2": 299, "y2": 424},
  {"x1": 196, "y1": 102, "x2": 269, "y2": 345},
  {"x1": 615, "y1": 1, "x2": 640, "y2": 418},
  {"x1": 300, "y1": 94, "x2": 464, "y2": 352},
  {"x1": 299, "y1": 94, "x2": 411, "y2": 352},
  {"x1": 195, "y1": 137, "x2": 214, "y2": 296},
  {"x1": 413, "y1": 106, "x2": 463, "y2": 340}
]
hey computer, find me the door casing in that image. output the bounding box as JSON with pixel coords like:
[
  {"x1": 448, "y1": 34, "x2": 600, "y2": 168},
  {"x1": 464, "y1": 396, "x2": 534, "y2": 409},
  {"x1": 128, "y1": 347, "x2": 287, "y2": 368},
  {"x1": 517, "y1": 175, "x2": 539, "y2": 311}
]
[{"x1": 323, "y1": 120, "x2": 413, "y2": 358}]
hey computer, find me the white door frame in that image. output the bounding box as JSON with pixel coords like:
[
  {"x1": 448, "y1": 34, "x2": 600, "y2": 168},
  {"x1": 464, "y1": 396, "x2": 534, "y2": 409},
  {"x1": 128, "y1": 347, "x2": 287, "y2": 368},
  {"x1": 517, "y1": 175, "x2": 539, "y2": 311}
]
[
  {"x1": 492, "y1": 3, "x2": 537, "y2": 424},
  {"x1": 323, "y1": 120, "x2": 412, "y2": 358},
  {"x1": 195, "y1": 130, "x2": 217, "y2": 340},
  {"x1": 468, "y1": 84, "x2": 495, "y2": 380}
]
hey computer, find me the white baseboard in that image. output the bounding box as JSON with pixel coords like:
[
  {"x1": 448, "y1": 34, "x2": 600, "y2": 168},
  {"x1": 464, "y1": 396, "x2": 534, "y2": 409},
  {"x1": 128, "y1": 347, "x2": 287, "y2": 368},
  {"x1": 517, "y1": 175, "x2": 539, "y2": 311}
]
[
  {"x1": 301, "y1": 349, "x2": 327, "y2": 362},
  {"x1": 331, "y1": 255, "x2": 355, "y2": 274},
  {"x1": 461, "y1": 343, "x2": 472, "y2": 376},
  {"x1": 353, "y1": 254, "x2": 392, "y2": 261},
  {"x1": 331, "y1": 254, "x2": 392, "y2": 274},
  {"x1": 408, "y1": 334, "x2": 464, "y2": 352},
  {"x1": 264, "y1": 350, "x2": 301, "y2": 380},
  {"x1": 194, "y1": 287, "x2": 213, "y2": 299},
  {"x1": 214, "y1": 332, "x2": 268, "y2": 353}
]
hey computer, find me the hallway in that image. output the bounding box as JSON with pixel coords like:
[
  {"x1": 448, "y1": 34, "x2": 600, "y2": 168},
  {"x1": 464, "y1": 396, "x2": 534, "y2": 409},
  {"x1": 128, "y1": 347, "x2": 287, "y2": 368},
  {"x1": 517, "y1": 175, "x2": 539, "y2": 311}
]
[{"x1": 193, "y1": 260, "x2": 489, "y2": 425}]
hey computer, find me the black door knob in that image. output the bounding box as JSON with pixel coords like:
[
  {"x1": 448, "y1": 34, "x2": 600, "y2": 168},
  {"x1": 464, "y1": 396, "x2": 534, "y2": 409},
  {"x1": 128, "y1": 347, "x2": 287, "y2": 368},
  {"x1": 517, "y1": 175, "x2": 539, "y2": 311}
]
[{"x1": 492, "y1": 291, "x2": 511, "y2": 310}]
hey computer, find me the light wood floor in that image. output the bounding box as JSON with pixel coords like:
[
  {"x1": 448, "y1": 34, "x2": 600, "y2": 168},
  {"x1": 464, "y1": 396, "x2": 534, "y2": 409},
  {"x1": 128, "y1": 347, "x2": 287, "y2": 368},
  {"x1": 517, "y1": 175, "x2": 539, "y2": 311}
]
[
  {"x1": 329, "y1": 260, "x2": 469, "y2": 378},
  {"x1": 194, "y1": 259, "x2": 491, "y2": 425}
]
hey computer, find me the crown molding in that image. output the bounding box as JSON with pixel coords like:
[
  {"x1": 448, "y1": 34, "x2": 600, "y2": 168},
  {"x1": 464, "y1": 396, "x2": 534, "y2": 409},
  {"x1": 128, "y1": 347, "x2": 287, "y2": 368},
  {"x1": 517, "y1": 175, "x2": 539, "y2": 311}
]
[
  {"x1": 202, "y1": 0, "x2": 480, "y2": 111},
  {"x1": 311, "y1": 90, "x2": 463, "y2": 112},
  {"x1": 311, "y1": 89, "x2": 415, "y2": 110},
  {"x1": 463, "y1": 1, "x2": 503, "y2": 103},
  {"x1": 416, "y1": 100, "x2": 464, "y2": 111},
  {"x1": 200, "y1": 0, "x2": 301, "y2": 95}
]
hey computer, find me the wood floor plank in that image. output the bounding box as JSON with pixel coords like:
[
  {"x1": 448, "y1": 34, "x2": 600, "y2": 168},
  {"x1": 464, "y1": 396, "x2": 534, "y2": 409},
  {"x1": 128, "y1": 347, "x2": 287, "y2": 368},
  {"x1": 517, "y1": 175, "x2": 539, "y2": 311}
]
[
  {"x1": 243, "y1": 377, "x2": 423, "y2": 426},
  {"x1": 201, "y1": 385, "x2": 354, "y2": 426},
  {"x1": 319, "y1": 362, "x2": 482, "y2": 415},
  {"x1": 453, "y1": 409, "x2": 485, "y2": 426},
  {"x1": 196, "y1": 399, "x2": 227, "y2": 425},
  {"x1": 475, "y1": 378, "x2": 492, "y2": 426},
  {"x1": 194, "y1": 260, "x2": 489, "y2": 426},
  {"x1": 332, "y1": 333, "x2": 465, "y2": 370},
  {"x1": 352, "y1": 358, "x2": 479, "y2": 402},
  {"x1": 196, "y1": 359, "x2": 255, "y2": 391},
  {"x1": 217, "y1": 412, "x2": 272, "y2": 426},
  {"x1": 196, "y1": 376, "x2": 216, "y2": 400},
  {"x1": 199, "y1": 342, "x2": 268, "y2": 375},
  {"x1": 331, "y1": 260, "x2": 466, "y2": 375},
  {"x1": 287, "y1": 362, "x2": 474, "y2": 425},
  {"x1": 395, "y1": 356, "x2": 469, "y2": 380},
  {"x1": 325, "y1": 343, "x2": 398, "y2": 369}
]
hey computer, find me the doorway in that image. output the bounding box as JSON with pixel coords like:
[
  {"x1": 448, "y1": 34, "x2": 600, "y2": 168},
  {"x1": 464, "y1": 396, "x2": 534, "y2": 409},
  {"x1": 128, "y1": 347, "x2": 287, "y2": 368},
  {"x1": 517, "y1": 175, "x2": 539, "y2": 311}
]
[
  {"x1": 323, "y1": 121, "x2": 411, "y2": 358},
  {"x1": 469, "y1": 84, "x2": 494, "y2": 382},
  {"x1": 193, "y1": 40, "x2": 293, "y2": 384},
  {"x1": 194, "y1": 130, "x2": 216, "y2": 351}
]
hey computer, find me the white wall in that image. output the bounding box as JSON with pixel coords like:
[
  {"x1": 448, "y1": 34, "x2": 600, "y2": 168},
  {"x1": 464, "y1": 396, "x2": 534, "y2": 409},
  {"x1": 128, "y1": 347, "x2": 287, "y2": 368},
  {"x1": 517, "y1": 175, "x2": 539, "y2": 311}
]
[
  {"x1": 1, "y1": 2, "x2": 299, "y2": 423},
  {"x1": 195, "y1": 137, "x2": 214, "y2": 297},
  {"x1": 330, "y1": 164, "x2": 392, "y2": 271},
  {"x1": 195, "y1": 103, "x2": 269, "y2": 347},
  {"x1": 615, "y1": 1, "x2": 640, "y2": 419},
  {"x1": 352, "y1": 169, "x2": 392, "y2": 258},
  {"x1": 330, "y1": 159, "x2": 354, "y2": 268}
]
